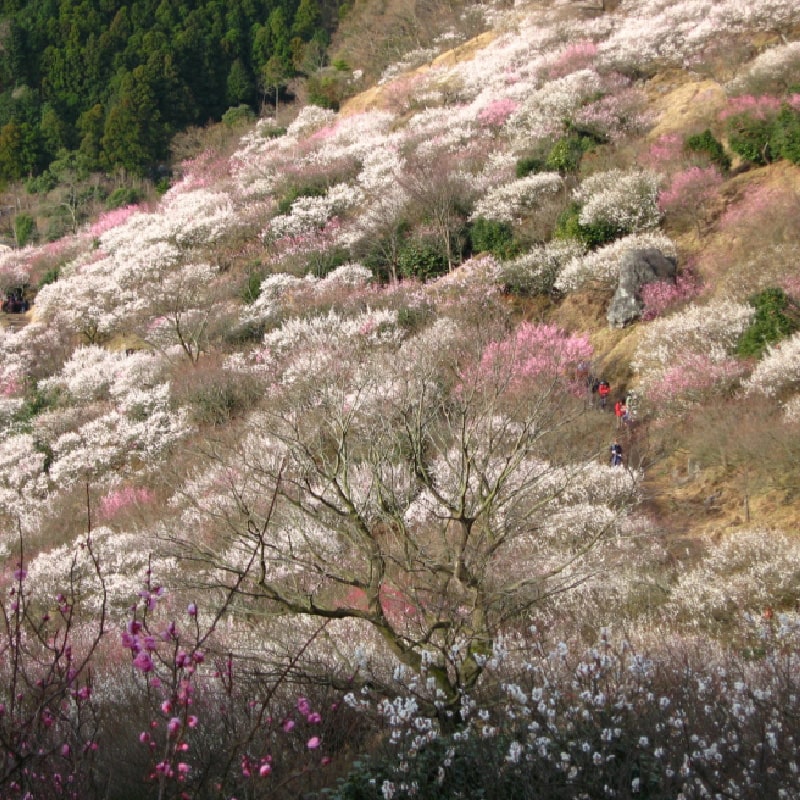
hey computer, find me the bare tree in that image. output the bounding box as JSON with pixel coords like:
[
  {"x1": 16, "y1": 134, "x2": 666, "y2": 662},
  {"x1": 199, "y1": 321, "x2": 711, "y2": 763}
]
[{"x1": 399, "y1": 151, "x2": 474, "y2": 272}]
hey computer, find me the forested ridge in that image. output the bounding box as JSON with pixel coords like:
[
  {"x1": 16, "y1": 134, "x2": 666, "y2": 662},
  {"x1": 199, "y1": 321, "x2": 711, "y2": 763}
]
[{"x1": 0, "y1": 0, "x2": 339, "y2": 178}]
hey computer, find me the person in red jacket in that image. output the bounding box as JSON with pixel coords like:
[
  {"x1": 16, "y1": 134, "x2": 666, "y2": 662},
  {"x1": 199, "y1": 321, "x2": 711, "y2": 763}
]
[{"x1": 598, "y1": 380, "x2": 610, "y2": 409}]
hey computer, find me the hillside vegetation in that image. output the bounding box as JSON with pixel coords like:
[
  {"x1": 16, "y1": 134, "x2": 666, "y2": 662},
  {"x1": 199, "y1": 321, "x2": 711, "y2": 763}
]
[{"x1": 1, "y1": 0, "x2": 800, "y2": 797}]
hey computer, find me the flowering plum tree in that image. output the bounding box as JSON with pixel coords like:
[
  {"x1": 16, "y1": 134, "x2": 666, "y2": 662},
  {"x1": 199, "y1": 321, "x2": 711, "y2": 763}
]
[{"x1": 173, "y1": 316, "x2": 637, "y2": 708}]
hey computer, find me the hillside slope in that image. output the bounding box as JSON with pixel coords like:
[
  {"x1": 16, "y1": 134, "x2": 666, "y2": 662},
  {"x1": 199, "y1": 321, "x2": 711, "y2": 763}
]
[{"x1": 0, "y1": 0, "x2": 800, "y2": 796}]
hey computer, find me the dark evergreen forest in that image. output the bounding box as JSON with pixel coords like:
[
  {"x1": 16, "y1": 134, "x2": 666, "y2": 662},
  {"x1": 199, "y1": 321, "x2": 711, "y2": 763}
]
[{"x1": 0, "y1": 0, "x2": 340, "y2": 179}]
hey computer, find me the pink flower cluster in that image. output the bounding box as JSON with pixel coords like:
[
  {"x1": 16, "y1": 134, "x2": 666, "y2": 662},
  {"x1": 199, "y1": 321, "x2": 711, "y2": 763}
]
[
  {"x1": 657, "y1": 166, "x2": 723, "y2": 214},
  {"x1": 480, "y1": 322, "x2": 593, "y2": 395},
  {"x1": 640, "y1": 272, "x2": 703, "y2": 321},
  {"x1": 85, "y1": 205, "x2": 141, "y2": 238},
  {"x1": 547, "y1": 41, "x2": 598, "y2": 78},
  {"x1": 645, "y1": 353, "x2": 745, "y2": 405},
  {"x1": 718, "y1": 93, "x2": 800, "y2": 120},
  {"x1": 98, "y1": 485, "x2": 155, "y2": 520},
  {"x1": 477, "y1": 98, "x2": 519, "y2": 128}
]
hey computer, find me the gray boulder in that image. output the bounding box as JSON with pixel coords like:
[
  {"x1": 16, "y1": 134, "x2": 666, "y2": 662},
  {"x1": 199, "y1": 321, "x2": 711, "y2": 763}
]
[{"x1": 606, "y1": 248, "x2": 677, "y2": 328}]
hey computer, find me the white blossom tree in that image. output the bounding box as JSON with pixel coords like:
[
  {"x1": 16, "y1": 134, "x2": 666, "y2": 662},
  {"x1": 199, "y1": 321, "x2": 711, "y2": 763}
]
[{"x1": 170, "y1": 316, "x2": 639, "y2": 706}]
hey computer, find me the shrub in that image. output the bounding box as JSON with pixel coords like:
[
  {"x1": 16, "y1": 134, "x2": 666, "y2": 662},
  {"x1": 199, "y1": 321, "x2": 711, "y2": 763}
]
[
  {"x1": 397, "y1": 238, "x2": 449, "y2": 281},
  {"x1": 187, "y1": 369, "x2": 264, "y2": 425},
  {"x1": 499, "y1": 240, "x2": 584, "y2": 297},
  {"x1": 737, "y1": 287, "x2": 800, "y2": 358},
  {"x1": 37, "y1": 264, "x2": 61, "y2": 288},
  {"x1": 221, "y1": 103, "x2": 256, "y2": 127},
  {"x1": 241, "y1": 264, "x2": 266, "y2": 305},
  {"x1": 727, "y1": 112, "x2": 775, "y2": 164},
  {"x1": 572, "y1": 169, "x2": 662, "y2": 240},
  {"x1": 684, "y1": 129, "x2": 731, "y2": 171},
  {"x1": 545, "y1": 134, "x2": 586, "y2": 174},
  {"x1": 13, "y1": 213, "x2": 37, "y2": 247},
  {"x1": 554, "y1": 202, "x2": 618, "y2": 249},
  {"x1": 468, "y1": 217, "x2": 517, "y2": 259},
  {"x1": 276, "y1": 181, "x2": 328, "y2": 215},
  {"x1": 515, "y1": 151, "x2": 548, "y2": 178},
  {"x1": 106, "y1": 186, "x2": 142, "y2": 210},
  {"x1": 770, "y1": 103, "x2": 800, "y2": 164}
]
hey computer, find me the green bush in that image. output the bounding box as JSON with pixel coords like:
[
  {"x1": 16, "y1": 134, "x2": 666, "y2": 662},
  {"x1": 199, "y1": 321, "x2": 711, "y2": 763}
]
[
  {"x1": 221, "y1": 104, "x2": 256, "y2": 127},
  {"x1": 554, "y1": 202, "x2": 617, "y2": 249},
  {"x1": 685, "y1": 129, "x2": 731, "y2": 171},
  {"x1": 469, "y1": 217, "x2": 518, "y2": 259},
  {"x1": 545, "y1": 135, "x2": 585, "y2": 174},
  {"x1": 397, "y1": 239, "x2": 448, "y2": 281},
  {"x1": 396, "y1": 302, "x2": 433, "y2": 332},
  {"x1": 13, "y1": 214, "x2": 37, "y2": 247},
  {"x1": 770, "y1": 104, "x2": 800, "y2": 165},
  {"x1": 726, "y1": 113, "x2": 774, "y2": 165},
  {"x1": 106, "y1": 186, "x2": 142, "y2": 210},
  {"x1": 276, "y1": 182, "x2": 327, "y2": 215},
  {"x1": 38, "y1": 265, "x2": 61, "y2": 288},
  {"x1": 737, "y1": 287, "x2": 800, "y2": 358},
  {"x1": 240, "y1": 265, "x2": 265, "y2": 304},
  {"x1": 188, "y1": 371, "x2": 263, "y2": 426},
  {"x1": 306, "y1": 246, "x2": 351, "y2": 279},
  {"x1": 515, "y1": 155, "x2": 547, "y2": 178}
]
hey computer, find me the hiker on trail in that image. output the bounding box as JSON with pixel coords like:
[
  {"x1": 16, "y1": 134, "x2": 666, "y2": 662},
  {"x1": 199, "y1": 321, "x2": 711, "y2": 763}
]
[
  {"x1": 614, "y1": 399, "x2": 626, "y2": 425},
  {"x1": 598, "y1": 380, "x2": 610, "y2": 409},
  {"x1": 610, "y1": 439, "x2": 623, "y2": 467}
]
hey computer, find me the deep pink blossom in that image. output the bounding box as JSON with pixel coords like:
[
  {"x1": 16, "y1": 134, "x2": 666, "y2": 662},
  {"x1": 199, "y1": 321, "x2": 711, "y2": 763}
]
[
  {"x1": 132, "y1": 652, "x2": 154, "y2": 673},
  {"x1": 478, "y1": 322, "x2": 593, "y2": 396},
  {"x1": 477, "y1": 98, "x2": 519, "y2": 127}
]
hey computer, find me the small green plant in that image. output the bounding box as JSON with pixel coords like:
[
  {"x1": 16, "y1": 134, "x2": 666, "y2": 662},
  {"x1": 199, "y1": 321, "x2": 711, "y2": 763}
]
[
  {"x1": 106, "y1": 186, "x2": 142, "y2": 210},
  {"x1": 737, "y1": 287, "x2": 800, "y2": 358},
  {"x1": 38, "y1": 265, "x2": 61, "y2": 288},
  {"x1": 188, "y1": 371, "x2": 263, "y2": 426},
  {"x1": 468, "y1": 217, "x2": 518, "y2": 259},
  {"x1": 276, "y1": 182, "x2": 328, "y2": 215},
  {"x1": 240, "y1": 264, "x2": 266, "y2": 304},
  {"x1": 685, "y1": 129, "x2": 731, "y2": 171},
  {"x1": 726, "y1": 114, "x2": 774, "y2": 165},
  {"x1": 13, "y1": 214, "x2": 37, "y2": 248},
  {"x1": 397, "y1": 238, "x2": 449, "y2": 280},
  {"x1": 770, "y1": 104, "x2": 800, "y2": 165},
  {"x1": 515, "y1": 154, "x2": 547, "y2": 178},
  {"x1": 222, "y1": 104, "x2": 256, "y2": 127},
  {"x1": 554, "y1": 202, "x2": 617, "y2": 249}
]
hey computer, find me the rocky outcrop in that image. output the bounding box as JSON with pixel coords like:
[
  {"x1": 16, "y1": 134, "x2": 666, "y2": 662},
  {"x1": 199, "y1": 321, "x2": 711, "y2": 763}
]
[{"x1": 606, "y1": 248, "x2": 677, "y2": 328}]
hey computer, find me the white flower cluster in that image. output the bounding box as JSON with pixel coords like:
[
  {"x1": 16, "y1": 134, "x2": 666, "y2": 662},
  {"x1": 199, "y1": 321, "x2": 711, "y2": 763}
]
[
  {"x1": 500, "y1": 239, "x2": 584, "y2": 296},
  {"x1": 251, "y1": 307, "x2": 402, "y2": 386},
  {"x1": 632, "y1": 300, "x2": 753, "y2": 379},
  {"x1": 600, "y1": 0, "x2": 800, "y2": 71},
  {"x1": 285, "y1": 105, "x2": 338, "y2": 138},
  {"x1": 471, "y1": 173, "x2": 563, "y2": 222},
  {"x1": 743, "y1": 331, "x2": 800, "y2": 401},
  {"x1": 267, "y1": 183, "x2": 364, "y2": 239},
  {"x1": 555, "y1": 232, "x2": 675, "y2": 293},
  {"x1": 573, "y1": 169, "x2": 662, "y2": 234},
  {"x1": 40, "y1": 346, "x2": 164, "y2": 403},
  {"x1": 507, "y1": 69, "x2": 604, "y2": 147},
  {"x1": 727, "y1": 41, "x2": 800, "y2": 95},
  {"x1": 47, "y1": 384, "x2": 191, "y2": 489},
  {"x1": 0, "y1": 433, "x2": 49, "y2": 519},
  {"x1": 666, "y1": 528, "x2": 800, "y2": 624},
  {"x1": 25, "y1": 525, "x2": 178, "y2": 614}
]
